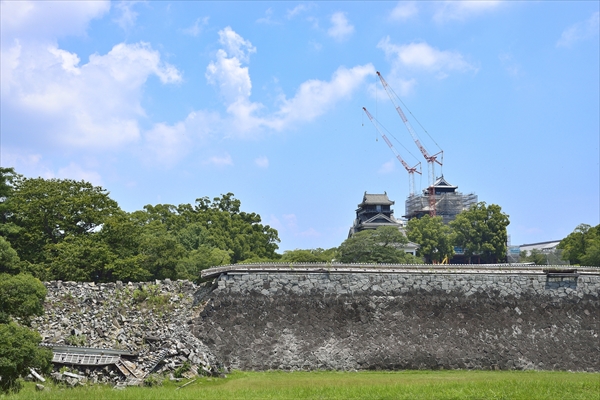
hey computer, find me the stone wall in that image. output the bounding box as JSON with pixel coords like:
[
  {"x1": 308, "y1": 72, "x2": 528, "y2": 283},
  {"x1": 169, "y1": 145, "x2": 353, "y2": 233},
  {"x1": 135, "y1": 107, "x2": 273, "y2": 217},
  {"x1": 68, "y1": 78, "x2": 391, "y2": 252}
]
[{"x1": 192, "y1": 266, "x2": 600, "y2": 372}]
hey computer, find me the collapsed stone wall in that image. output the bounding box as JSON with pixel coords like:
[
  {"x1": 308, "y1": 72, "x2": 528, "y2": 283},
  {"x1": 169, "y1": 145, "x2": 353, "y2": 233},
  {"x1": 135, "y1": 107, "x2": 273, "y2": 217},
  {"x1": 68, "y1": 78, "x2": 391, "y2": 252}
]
[
  {"x1": 192, "y1": 270, "x2": 600, "y2": 372},
  {"x1": 33, "y1": 279, "x2": 220, "y2": 385}
]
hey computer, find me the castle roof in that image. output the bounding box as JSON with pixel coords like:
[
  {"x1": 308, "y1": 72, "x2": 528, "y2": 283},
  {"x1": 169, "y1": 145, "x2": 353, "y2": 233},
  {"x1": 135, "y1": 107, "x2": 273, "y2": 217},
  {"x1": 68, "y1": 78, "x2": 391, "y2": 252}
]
[
  {"x1": 432, "y1": 176, "x2": 457, "y2": 189},
  {"x1": 359, "y1": 192, "x2": 394, "y2": 207}
]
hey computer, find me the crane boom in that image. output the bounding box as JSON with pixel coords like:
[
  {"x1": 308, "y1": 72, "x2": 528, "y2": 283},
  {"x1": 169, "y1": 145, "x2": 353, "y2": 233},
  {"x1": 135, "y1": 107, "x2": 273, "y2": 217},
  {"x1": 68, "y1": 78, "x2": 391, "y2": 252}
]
[
  {"x1": 376, "y1": 71, "x2": 443, "y2": 187},
  {"x1": 362, "y1": 107, "x2": 421, "y2": 196}
]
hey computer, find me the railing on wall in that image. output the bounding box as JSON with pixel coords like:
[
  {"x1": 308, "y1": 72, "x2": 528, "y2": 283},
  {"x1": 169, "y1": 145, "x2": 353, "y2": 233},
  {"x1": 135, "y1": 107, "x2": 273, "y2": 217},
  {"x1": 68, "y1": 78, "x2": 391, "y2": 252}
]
[{"x1": 200, "y1": 262, "x2": 600, "y2": 280}]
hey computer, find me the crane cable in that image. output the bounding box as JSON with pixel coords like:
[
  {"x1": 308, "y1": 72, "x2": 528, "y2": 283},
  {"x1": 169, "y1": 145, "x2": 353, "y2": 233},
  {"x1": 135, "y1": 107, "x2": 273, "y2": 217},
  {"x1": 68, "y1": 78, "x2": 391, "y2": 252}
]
[{"x1": 385, "y1": 82, "x2": 444, "y2": 153}]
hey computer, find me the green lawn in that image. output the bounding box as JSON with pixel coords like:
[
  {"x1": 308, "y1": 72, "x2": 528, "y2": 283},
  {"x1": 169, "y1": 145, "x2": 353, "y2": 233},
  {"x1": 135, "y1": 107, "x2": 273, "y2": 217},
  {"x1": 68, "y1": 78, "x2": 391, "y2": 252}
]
[{"x1": 3, "y1": 370, "x2": 599, "y2": 400}]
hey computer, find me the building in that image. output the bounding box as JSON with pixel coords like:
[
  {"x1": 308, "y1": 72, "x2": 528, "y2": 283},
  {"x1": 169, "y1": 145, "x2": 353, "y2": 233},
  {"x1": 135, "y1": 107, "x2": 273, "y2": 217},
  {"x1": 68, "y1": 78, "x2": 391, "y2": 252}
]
[
  {"x1": 519, "y1": 240, "x2": 567, "y2": 265},
  {"x1": 349, "y1": 192, "x2": 418, "y2": 256},
  {"x1": 405, "y1": 176, "x2": 478, "y2": 224}
]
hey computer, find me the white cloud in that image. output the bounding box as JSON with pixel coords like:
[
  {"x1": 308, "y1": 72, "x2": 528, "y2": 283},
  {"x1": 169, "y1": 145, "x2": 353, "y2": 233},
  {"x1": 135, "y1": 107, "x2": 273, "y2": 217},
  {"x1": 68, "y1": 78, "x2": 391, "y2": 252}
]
[
  {"x1": 267, "y1": 213, "x2": 320, "y2": 238},
  {"x1": 0, "y1": 148, "x2": 54, "y2": 179},
  {"x1": 369, "y1": 77, "x2": 417, "y2": 99},
  {"x1": 433, "y1": 0, "x2": 502, "y2": 23},
  {"x1": 378, "y1": 37, "x2": 477, "y2": 76},
  {"x1": 57, "y1": 162, "x2": 103, "y2": 186},
  {"x1": 556, "y1": 12, "x2": 599, "y2": 48},
  {"x1": 257, "y1": 8, "x2": 280, "y2": 25},
  {"x1": 378, "y1": 159, "x2": 396, "y2": 174},
  {"x1": 499, "y1": 52, "x2": 521, "y2": 77},
  {"x1": 309, "y1": 41, "x2": 323, "y2": 52},
  {"x1": 283, "y1": 214, "x2": 298, "y2": 229},
  {"x1": 0, "y1": 0, "x2": 110, "y2": 42},
  {"x1": 298, "y1": 227, "x2": 321, "y2": 238},
  {"x1": 286, "y1": 4, "x2": 313, "y2": 19},
  {"x1": 140, "y1": 110, "x2": 220, "y2": 167},
  {"x1": 0, "y1": 148, "x2": 102, "y2": 185},
  {"x1": 2, "y1": 40, "x2": 182, "y2": 149},
  {"x1": 327, "y1": 12, "x2": 354, "y2": 41},
  {"x1": 143, "y1": 122, "x2": 189, "y2": 167},
  {"x1": 255, "y1": 156, "x2": 269, "y2": 168},
  {"x1": 206, "y1": 27, "x2": 375, "y2": 136},
  {"x1": 114, "y1": 1, "x2": 144, "y2": 31},
  {"x1": 390, "y1": 2, "x2": 418, "y2": 21},
  {"x1": 218, "y1": 26, "x2": 256, "y2": 63},
  {"x1": 206, "y1": 49, "x2": 253, "y2": 104},
  {"x1": 272, "y1": 64, "x2": 376, "y2": 128},
  {"x1": 182, "y1": 17, "x2": 209, "y2": 37},
  {"x1": 205, "y1": 154, "x2": 233, "y2": 167}
]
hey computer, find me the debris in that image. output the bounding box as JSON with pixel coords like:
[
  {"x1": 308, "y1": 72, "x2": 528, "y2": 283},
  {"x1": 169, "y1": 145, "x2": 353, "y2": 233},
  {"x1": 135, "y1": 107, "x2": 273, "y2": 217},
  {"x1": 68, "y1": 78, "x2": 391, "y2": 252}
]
[
  {"x1": 175, "y1": 378, "x2": 197, "y2": 390},
  {"x1": 33, "y1": 280, "x2": 221, "y2": 386},
  {"x1": 29, "y1": 368, "x2": 45, "y2": 382}
]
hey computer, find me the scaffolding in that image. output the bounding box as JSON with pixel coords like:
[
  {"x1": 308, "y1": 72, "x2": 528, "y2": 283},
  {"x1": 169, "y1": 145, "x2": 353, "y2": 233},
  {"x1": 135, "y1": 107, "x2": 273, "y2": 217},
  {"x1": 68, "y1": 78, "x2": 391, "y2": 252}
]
[{"x1": 404, "y1": 176, "x2": 477, "y2": 224}]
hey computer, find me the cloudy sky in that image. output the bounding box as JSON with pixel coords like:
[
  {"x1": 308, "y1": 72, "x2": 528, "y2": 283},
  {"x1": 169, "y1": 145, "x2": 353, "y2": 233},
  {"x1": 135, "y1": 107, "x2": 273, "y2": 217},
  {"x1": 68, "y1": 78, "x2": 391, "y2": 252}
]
[{"x1": 1, "y1": 1, "x2": 598, "y2": 251}]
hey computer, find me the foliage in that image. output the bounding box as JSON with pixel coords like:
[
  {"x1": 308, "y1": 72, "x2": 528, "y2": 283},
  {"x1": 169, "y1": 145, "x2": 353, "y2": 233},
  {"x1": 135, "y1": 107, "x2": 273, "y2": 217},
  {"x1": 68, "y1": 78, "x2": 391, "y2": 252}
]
[
  {"x1": 0, "y1": 273, "x2": 47, "y2": 325},
  {"x1": 558, "y1": 224, "x2": 600, "y2": 266},
  {"x1": 280, "y1": 248, "x2": 337, "y2": 263},
  {"x1": 176, "y1": 246, "x2": 231, "y2": 281},
  {"x1": 0, "y1": 236, "x2": 21, "y2": 274},
  {"x1": 450, "y1": 202, "x2": 510, "y2": 264},
  {"x1": 520, "y1": 249, "x2": 548, "y2": 265},
  {"x1": 406, "y1": 215, "x2": 454, "y2": 264},
  {"x1": 143, "y1": 373, "x2": 164, "y2": 387},
  {"x1": 46, "y1": 235, "x2": 117, "y2": 282},
  {"x1": 132, "y1": 285, "x2": 170, "y2": 308},
  {"x1": 3, "y1": 177, "x2": 121, "y2": 265},
  {"x1": 0, "y1": 271, "x2": 51, "y2": 394},
  {"x1": 65, "y1": 334, "x2": 87, "y2": 347},
  {"x1": 0, "y1": 170, "x2": 281, "y2": 282},
  {"x1": 0, "y1": 168, "x2": 18, "y2": 226},
  {"x1": 338, "y1": 226, "x2": 421, "y2": 264},
  {"x1": 0, "y1": 322, "x2": 52, "y2": 393},
  {"x1": 173, "y1": 361, "x2": 191, "y2": 378}
]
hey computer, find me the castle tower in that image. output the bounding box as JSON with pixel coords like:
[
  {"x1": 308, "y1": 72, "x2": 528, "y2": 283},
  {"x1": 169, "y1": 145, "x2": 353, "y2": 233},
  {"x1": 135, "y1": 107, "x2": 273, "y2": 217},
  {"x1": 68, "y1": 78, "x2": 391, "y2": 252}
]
[{"x1": 404, "y1": 176, "x2": 477, "y2": 224}]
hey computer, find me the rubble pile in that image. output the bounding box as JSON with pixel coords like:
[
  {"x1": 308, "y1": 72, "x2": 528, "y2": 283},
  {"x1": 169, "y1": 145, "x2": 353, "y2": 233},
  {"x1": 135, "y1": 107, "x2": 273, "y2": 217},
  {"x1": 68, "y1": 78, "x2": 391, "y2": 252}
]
[{"x1": 31, "y1": 279, "x2": 221, "y2": 386}]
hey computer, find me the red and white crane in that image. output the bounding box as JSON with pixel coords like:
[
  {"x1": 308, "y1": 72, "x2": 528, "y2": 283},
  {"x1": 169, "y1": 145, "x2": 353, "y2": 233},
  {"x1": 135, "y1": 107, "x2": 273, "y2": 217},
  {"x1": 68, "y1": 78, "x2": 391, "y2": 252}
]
[
  {"x1": 376, "y1": 71, "x2": 443, "y2": 188},
  {"x1": 362, "y1": 107, "x2": 422, "y2": 196}
]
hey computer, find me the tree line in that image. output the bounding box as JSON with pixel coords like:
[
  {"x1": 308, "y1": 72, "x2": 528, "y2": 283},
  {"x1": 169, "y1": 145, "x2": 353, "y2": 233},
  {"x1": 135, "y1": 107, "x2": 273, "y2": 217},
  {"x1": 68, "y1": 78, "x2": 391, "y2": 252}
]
[
  {"x1": 0, "y1": 168, "x2": 281, "y2": 283},
  {"x1": 2, "y1": 167, "x2": 595, "y2": 282}
]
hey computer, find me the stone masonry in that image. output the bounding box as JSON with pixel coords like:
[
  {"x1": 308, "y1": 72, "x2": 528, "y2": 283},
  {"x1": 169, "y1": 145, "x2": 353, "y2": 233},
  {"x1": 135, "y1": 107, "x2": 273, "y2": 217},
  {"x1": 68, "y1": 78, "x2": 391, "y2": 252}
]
[{"x1": 193, "y1": 264, "x2": 600, "y2": 372}]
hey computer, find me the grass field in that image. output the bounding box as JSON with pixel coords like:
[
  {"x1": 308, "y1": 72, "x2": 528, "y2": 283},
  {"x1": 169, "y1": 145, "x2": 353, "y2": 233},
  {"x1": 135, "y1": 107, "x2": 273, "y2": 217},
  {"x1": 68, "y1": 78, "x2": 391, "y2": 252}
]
[{"x1": 2, "y1": 370, "x2": 598, "y2": 400}]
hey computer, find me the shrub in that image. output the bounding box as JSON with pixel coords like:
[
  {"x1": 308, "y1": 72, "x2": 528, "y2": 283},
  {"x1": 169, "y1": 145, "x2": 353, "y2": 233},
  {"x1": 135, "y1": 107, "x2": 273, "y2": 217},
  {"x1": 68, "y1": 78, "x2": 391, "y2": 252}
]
[{"x1": 0, "y1": 322, "x2": 52, "y2": 393}]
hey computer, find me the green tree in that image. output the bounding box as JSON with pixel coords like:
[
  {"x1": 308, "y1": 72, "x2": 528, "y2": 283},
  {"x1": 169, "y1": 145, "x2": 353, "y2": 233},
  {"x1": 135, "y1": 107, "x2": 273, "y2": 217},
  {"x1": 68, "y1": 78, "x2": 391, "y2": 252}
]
[
  {"x1": 175, "y1": 245, "x2": 231, "y2": 281},
  {"x1": 450, "y1": 202, "x2": 510, "y2": 264},
  {"x1": 46, "y1": 235, "x2": 117, "y2": 282},
  {"x1": 0, "y1": 322, "x2": 52, "y2": 393},
  {"x1": 520, "y1": 249, "x2": 548, "y2": 265},
  {"x1": 0, "y1": 168, "x2": 20, "y2": 239},
  {"x1": 280, "y1": 248, "x2": 338, "y2": 263},
  {"x1": 406, "y1": 215, "x2": 454, "y2": 264},
  {"x1": 0, "y1": 273, "x2": 47, "y2": 325},
  {"x1": 0, "y1": 272, "x2": 52, "y2": 393},
  {"x1": 558, "y1": 224, "x2": 600, "y2": 266},
  {"x1": 338, "y1": 226, "x2": 421, "y2": 264},
  {"x1": 138, "y1": 222, "x2": 186, "y2": 280},
  {"x1": 3, "y1": 177, "x2": 121, "y2": 266},
  {"x1": 188, "y1": 193, "x2": 280, "y2": 263},
  {"x1": 0, "y1": 236, "x2": 21, "y2": 274}
]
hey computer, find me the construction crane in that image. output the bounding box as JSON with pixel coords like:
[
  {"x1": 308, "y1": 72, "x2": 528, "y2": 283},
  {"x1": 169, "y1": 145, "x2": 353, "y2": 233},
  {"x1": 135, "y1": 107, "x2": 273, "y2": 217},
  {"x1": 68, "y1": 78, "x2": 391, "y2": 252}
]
[
  {"x1": 376, "y1": 71, "x2": 443, "y2": 188},
  {"x1": 362, "y1": 107, "x2": 422, "y2": 196}
]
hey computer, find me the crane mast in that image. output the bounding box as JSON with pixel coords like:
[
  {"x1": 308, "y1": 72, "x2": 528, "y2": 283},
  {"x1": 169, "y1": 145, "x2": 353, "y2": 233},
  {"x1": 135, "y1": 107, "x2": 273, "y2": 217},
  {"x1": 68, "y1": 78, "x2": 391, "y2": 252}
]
[
  {"x1": 362, "y1": 107, "x2": 421, "y2": 196},
  {"x1": 376, "y1": 71, "x2": 443, "y2": 188}
]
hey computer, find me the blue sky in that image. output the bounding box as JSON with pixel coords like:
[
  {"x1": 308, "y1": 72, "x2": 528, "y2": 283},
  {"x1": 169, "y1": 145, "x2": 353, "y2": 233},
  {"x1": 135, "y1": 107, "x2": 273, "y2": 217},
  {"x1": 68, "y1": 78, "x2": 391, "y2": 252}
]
[{"x1": 1, "y1": 1, "x2": 598, "y2": 252}]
